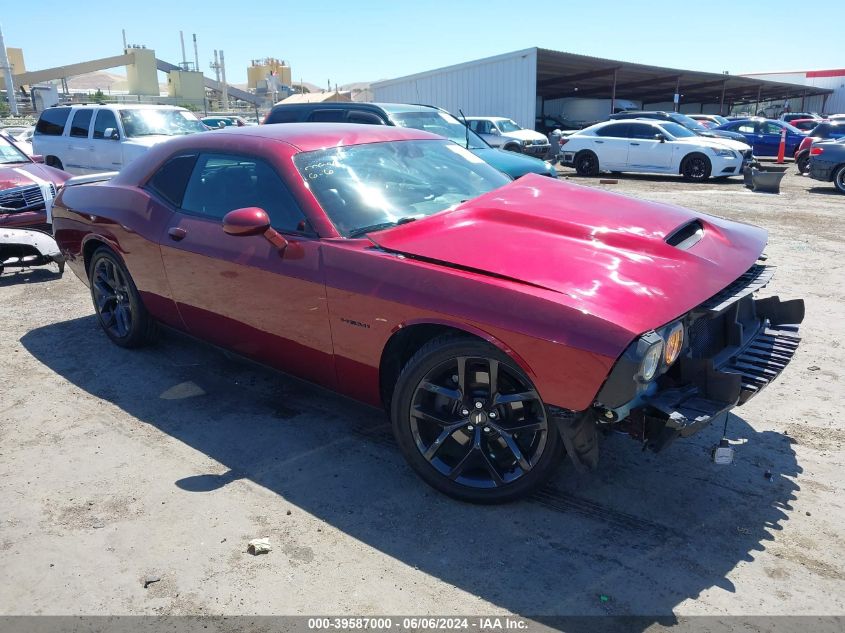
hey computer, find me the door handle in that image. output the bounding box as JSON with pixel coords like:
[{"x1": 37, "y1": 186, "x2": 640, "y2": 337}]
[
  {"x1": 594, "y1": 140, "x2": 604, "y2": 144},
  {"x1": 630, "y1": 142, "x2": 640, "y2": 146},
  {"x1": 168, "y1": 227, "x2": 187, "y2": 241}
]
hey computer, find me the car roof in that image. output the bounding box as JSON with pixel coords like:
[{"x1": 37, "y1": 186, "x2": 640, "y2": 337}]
[
  {"x1": 211, "y1": 121, "x2": 441, "y2": 152},
  {"x1": 46, "y1": 104, "x2": 187, "y2": 111}
]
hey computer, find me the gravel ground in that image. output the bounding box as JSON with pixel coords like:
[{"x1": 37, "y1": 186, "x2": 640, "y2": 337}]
[{"x1": 1, "y1": 165, "x2": 843, "y2": 626}]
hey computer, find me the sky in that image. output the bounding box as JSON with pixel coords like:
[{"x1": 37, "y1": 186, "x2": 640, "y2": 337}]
[{"x1": 3, "y1": 0, "x2": 842, "y2": 87}]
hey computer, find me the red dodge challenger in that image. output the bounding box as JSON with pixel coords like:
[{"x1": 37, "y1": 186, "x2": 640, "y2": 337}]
[{"x1": 52, "y1": 123, "x2": 804, "y2": 503}]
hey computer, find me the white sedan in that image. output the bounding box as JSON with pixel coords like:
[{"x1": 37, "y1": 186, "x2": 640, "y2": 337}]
[{"x1": 559, "y1": 119, "x2": 753, "y2": 181}]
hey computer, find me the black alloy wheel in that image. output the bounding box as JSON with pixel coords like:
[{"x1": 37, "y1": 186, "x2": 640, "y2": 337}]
[
  {"x1": 681, "y1": 153, "x2": 711, "y2": 181},
  {"x1": 574, "y1": 151, "x2": 599, "y2": 177},
  {"x1": 391, "y1": 336, "x2": 564, "y2": 503},
  {"x1": 834, "y1": 164, "x2": 845, "y2": 194},
  {"x1": 88, "y1": 247, "x2": 156, "y2": 348}
]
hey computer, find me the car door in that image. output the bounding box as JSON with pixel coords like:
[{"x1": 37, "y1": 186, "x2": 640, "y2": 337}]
[
  {"x1": 625, "y1": 122, "x2": 674, "y2": 170},
  {"x1": 729, "y1": 121, "x2": 760, "y2": 154},
  {"x1": 591, "y1": 123, "x2": 630, "y2": 168},
  {"x1": 758, "y1": 121, "x2": 784, "y2": 156},
  {"x1": 157, "y1": 151, "x2": 337, "y2": 389},
  {"x1": 65, "y1": 108, "x2": 94, "y2": 174},
  {"x1": 89, "y1": 109, "x2": 124, "y2": 171}
]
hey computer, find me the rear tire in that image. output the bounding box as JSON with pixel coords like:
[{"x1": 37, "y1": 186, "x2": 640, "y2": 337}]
[
  {"x1": 681, "y1": 153, "x2": 711, "y2": 181},
  {"x1": 834, "y1": 164, "x2": 845, "y2": 194},
  {"x1": 574, "y1": 151, "x2": 600, "y2": 177},
  {"x1": 796, "y1": 152, "x2": 810, "y2": 174},
  {"x1": 390, "y1": 335, "x2": 564, "y2": 504},
  {"x1": 88, "y1": 247, "x2": 157, "y2": 348}
]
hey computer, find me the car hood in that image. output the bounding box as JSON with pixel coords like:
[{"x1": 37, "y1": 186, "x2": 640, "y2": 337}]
[
  {"x1": 502, "y1": 129, "x2": 549, "y2": 143},
  {"x1": 0, "y1": 162, "x2": 67, "y2": 190},
  {"x1": 675, "y1": 137, "x2": 750, "y2": 152},
  {"x1": 701, "y1": 129, "x2": 748, "y2": 142},
  {"x1": 123, "y1": 135, "x2": 179, "y2": 148},
  {"x1": 368, "y1": 174, "x2": 767, "y2": 336},
  {"x1": 471, "y1": 147, "x2": 556, "y2": 178}
]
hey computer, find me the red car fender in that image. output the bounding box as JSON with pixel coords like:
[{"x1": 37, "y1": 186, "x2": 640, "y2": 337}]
[{"x1": 393, "y1": 317, "x2": 536, "y2": 379}]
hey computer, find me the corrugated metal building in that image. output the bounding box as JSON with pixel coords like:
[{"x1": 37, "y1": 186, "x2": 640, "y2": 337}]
[
  {"x1": 740, "y1": 69, "x2": 845, "y2": 115},
  {"x1": 373, "y1": 48, "x2": 830, "y2": 130},
  {"x1": 373, "y1": 49, "x2": 537, "y2": 130}
]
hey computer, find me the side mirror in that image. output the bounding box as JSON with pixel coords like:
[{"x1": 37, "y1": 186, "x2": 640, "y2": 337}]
[
  {"x1": 223, "y1": 207, "x2": 289, "y2": 251},
  {"x1": 31, "y1": 154, "x2": 45, "y2": 163},
  {"x1": 104, "y1": 128, "x2": 120, "y2": 140},
  {"x1": 489, "y1": 128, "x2": 501, "y2": 136},
  {"x1": 223, "y1": 207, "x2": 271, "y2": 236},
  {"x1": 654, "y1": 133, "x2": 666, "y2": 143}
]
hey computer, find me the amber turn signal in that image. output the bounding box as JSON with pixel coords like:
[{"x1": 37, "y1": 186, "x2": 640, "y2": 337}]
[{"x1": 664, "y1": 324, "x2": 684, "y2": 365}]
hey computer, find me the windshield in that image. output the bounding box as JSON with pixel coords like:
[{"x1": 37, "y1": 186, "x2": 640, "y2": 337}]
[
  {"x1": 711, "y1": 115, "x2": 729, "y2": 125},
  {"x1": 295, "y1": 139, "x2": 510, "y2": 237},
  {"x1": 673, "y1": 114, "x2": 708, "y2": 132},
  {"x1": 659, "y1": 122, "x2": 697, "y2": 139},
  {"x1": 119, "y1": 109, "x2": 206, "y2": 137},
  {"x1": 387, "y1": 110, "x2": 488, "y2": 150},
  {"x1": 497, "y1": 119, "x2": 521, "y2": 133},
  {"x1": 0, "y1": 135, "x2": 29, "y2": 164}
]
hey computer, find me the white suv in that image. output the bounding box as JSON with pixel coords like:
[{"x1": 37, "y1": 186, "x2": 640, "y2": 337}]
[
  {"x1": 465, "y1": 117, "x2": 551, "y2": 157},
  {"x1": 33, "y1": 104, "x2": 206, "y2": 174}
]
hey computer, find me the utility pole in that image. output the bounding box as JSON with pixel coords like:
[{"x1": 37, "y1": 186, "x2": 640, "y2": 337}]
[
  {"x1": 219, "y1": 50, "x2": 229, "y2": 111},
  {"x1": 0, "y1": 23, "x2": 19, "y2": 115},
  {"x1": 192, "y1": 34, "x2": 199, "y2": 73}
]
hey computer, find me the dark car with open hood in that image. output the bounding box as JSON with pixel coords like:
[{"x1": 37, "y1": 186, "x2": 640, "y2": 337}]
[{"x1": 51, "y1": 123, "x2": 804, "y2": 503}]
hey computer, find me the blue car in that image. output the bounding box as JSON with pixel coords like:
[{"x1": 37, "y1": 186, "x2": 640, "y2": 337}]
[{"x1": 714, "y1": 118, "x2": 805, "y2": 157}]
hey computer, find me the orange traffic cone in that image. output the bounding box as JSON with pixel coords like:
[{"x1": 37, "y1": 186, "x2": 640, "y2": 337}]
[{"x1": 776, "y1": 128, "x2": 787, "y2": 164}]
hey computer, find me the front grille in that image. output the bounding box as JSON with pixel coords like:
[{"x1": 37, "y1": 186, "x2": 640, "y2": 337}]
[
  {"x1": 687, "y1": 315, "x2": 725, "y2": 359},
  {"x1": 0, "y1": 184, "x2": 46, "y2": 212},
  {"x1": 723, "y1": 326, "x2": 800, "y2": 404},
  {"x1": 699, "y1": 264, "x2": 774, "y2": 314}
]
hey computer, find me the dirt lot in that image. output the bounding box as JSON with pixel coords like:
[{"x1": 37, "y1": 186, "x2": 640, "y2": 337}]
[{"x1": 1, "y1": 165, "x2": 843, "y2": 627}]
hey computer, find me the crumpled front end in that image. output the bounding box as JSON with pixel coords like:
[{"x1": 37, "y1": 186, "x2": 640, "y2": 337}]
[{"x1": 593, "y1": 261, "x2": 804, "y2": 452}]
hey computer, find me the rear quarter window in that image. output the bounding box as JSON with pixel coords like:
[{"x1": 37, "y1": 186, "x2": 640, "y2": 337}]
[
  {"x1": 35, "y1": 108, "x2": 71, "y2": 136},
  {"x1": 265, "y1": 108, "x2": 304, "y2": 124},
  {"x1": 146, "y1": 154, "x2": 198, "y2": 207}
]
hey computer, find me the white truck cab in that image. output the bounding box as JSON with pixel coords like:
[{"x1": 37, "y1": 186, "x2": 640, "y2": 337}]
[{"x1": 33, "y1": 104, "x2": 206, "y2": 174}]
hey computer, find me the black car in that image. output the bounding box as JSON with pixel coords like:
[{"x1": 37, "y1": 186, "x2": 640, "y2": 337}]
[
  {"x1": 262, "y1": 102, "x2": 558, "y2": 180},
  {"x1": 609, "y1": 111, "x2": 749, "y2": 144},
  {"x1": 535, "y1": 114, "x2": 582, "y2": 135},
  {"x1": 808, "y1": 138, "x2": 845, "y2": 194}
]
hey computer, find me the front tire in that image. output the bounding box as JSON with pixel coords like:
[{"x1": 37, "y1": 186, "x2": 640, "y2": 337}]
[
  {"x1": 390, "y1": 335, "x2": 564, "y2": 504},
  {"x1": 681, "y1": 153, "x2": 711, "y2": 181},
  {"x1": 574, "y1": 151, "x2": 600, "y2": 177},
  {"x1": 502, "y1": 143, "x2": 522, "y2": 153},
  {"x1": 45, "y1": 156, "x2": 64, "y2": 171},
  {"x1": 88, "y1": 247, "x2": 156, "y2": 348},
  {"x1": 833, "y1": 164, "x2": 845, "y2": 194}
]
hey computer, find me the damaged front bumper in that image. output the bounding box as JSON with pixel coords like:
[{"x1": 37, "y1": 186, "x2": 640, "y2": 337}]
[{"x1": 596, "y1": 263, "x2": 804, "y2": 453}]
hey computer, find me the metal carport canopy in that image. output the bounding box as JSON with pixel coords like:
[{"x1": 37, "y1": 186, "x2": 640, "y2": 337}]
[{"x1": 536, "y1": 48, "x2": 832, "y2": 106}]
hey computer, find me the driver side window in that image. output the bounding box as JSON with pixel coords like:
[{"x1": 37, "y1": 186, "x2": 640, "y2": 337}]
[{"x1": 180, "y1": 153, "x2": 308, "y2": 233}]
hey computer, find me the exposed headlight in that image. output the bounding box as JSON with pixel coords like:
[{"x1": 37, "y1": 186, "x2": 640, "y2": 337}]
[
  {"x1": 640, "y1": 340, "x2": 664, "y2": 382},
  {"x1": 710, "y1": 148, "x2": 735, "y2": 157},
  {"x1": 522, "y1": 139, "x2": 532, "y2": 146},
  {"x1": 664, "y1": 323, "x2": 684, "y2": 365}
]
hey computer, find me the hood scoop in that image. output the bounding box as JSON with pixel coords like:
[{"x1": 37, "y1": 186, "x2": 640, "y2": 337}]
[{"x1": 665, "y1": 220, "x2": 704, "y2": 250}]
